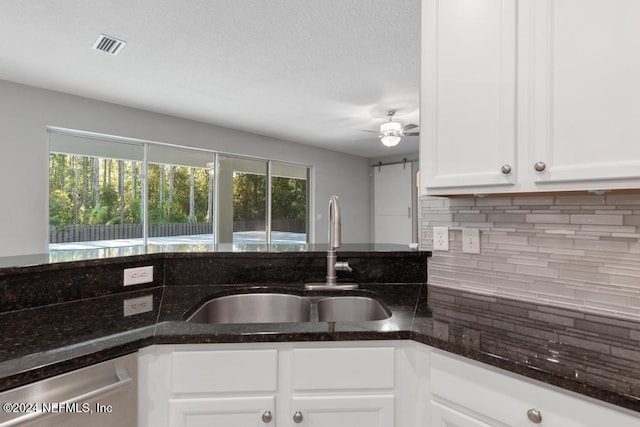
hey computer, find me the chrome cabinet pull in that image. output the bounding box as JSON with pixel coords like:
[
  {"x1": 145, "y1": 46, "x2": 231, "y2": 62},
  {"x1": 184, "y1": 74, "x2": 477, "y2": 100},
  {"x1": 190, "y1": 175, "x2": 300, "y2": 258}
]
[
  {"x1": 293, "y1": 411, "x2": 304, "y2": 423},
  {"x1": 261, "y1": 410, "x2": 273, "y2": 423},
  {"x1": 527, "y1": 408, "x2": 542, "y2": 424},
  {"x1": 501, "y1": 164, "x2": 512, "y2": 174},
  {"x1": 534, "y1": 162, "x2": 546, "y2": 172}
]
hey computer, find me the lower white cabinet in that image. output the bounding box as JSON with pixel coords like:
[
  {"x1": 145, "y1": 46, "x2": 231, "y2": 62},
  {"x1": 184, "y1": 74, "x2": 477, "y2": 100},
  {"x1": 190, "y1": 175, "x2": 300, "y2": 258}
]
[
  {"x1": 138, "y1": 342, "x2": 400, "y2": 427},
  {"x1": 289, "y1": 346, "x2": 396, "y2": 426},
  {"x1": 430, "y1": 349, "x2": 640, "y2": 427},
  {"x1": 168, "y1": 396, "x2": 275, "y2": 427},
  {"x1": 431, "y1": 400, "x2": 494, "y2": 427},
  {"x1": 290, "y1": 395, "x2": 394, "y2": 427},
  {"x1": 138, "y1": 341, "x2": 640, "y2": 427}
]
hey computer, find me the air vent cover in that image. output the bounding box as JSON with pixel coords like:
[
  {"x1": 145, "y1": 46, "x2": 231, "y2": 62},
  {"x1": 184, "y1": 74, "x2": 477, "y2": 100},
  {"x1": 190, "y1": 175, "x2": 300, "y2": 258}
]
[{"x1": 92, "y1": 34, "x2": 127, "y2": 55}]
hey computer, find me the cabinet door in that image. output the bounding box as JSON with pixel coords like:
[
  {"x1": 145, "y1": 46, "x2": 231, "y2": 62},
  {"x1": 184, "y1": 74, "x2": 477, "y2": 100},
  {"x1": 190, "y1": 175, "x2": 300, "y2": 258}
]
[
  {"x1": 530, "y1": 0, "x2": 640, "y2": 188},
  {"x1": 431, "y1": 351, "x2": 640, "y2": 427},
  {"x1": 421, "y1": 0, "x2": 517, "y2": 194},
  {"x1": 431, "y1": 400, "x2": 496, "y2": 427},
  {"x1": 290, "y1": 395, "x2": 394, "y2": 427},
  {"x1": 168, "y1": 396, "x2": 275, "y2": 427}
]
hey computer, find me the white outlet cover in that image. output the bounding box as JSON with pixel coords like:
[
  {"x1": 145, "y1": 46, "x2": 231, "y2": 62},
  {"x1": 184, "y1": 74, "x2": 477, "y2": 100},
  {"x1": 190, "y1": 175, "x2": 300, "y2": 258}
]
[
  {"x1": 123, "y1": 295, "x2": 153, "y2": 316},
  {"x1": 124, "y1": 266, "x2": 154, "y2": 286},
  {"x1": 462, "y1": 228, "x2": 481, "y2": 254},
  {"x1": 433, "y1": 226, "x2": 449, "y2": 251}
]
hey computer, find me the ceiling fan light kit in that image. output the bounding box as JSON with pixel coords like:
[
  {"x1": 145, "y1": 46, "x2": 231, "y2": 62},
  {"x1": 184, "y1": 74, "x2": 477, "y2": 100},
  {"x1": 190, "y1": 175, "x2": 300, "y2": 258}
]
[
  {"x1": 380, "y1": 110, "x2": 403, "y2": 147},
  {"x1": 380, "y1": 120, "x2": 403, "y2": 147},
  {"x1": 360, "y1": 110, "x2": 419, "y2": 148}
]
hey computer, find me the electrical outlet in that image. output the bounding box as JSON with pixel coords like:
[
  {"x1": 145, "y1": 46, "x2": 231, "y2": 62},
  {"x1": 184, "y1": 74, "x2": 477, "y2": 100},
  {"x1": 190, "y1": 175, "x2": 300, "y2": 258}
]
[
  {"x1": 123, "y1": 295, "x2": 153, "y2": 316},
  {"x1": 123, "y1": 266, "x2": 154, "y2": 286},
  {"x1": 433, "y1": 227, "x2": 449, "y2": 251},
  {"x1": 462, "y1": 228, "x2": 481, "y2": 254}
]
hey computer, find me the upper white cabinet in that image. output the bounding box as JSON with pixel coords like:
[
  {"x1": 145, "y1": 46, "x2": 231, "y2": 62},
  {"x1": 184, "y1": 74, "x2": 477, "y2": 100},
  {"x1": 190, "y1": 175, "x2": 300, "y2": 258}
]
[
  {"x1": 530, "y1": 0, "x2": 640, "y2": 189},
  {"x1": 421, "y1": 0, "x2": 518, "y2": 193},
  {"x1": 421, "y1": 0, "x2": 640, "y2": 195}
]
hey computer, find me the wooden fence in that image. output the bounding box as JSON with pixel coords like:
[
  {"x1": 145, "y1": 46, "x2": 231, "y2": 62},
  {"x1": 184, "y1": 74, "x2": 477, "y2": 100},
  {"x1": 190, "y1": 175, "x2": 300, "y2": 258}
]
[{"x1": 50, "y1": 219, "x2": 305, "y2": 243}]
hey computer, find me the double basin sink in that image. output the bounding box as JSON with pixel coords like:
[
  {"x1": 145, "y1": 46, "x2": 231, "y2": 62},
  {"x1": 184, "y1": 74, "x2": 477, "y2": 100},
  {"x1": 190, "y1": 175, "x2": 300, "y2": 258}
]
[{"x1": 186, "y1": 290, "x2": 391, "y2": 324}]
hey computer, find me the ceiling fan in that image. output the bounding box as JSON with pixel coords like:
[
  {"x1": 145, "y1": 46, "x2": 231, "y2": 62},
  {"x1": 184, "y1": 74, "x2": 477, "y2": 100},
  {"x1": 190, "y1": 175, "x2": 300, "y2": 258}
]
[{"x1": 362, "y1": 110, "x2": 419, "y2": 147}]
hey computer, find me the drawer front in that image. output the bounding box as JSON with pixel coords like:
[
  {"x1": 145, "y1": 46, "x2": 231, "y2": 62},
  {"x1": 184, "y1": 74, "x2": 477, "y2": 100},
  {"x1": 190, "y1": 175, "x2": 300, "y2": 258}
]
[
  {"x1": 292, "y1": 347, "x2": 395, "y2": 391},
  {"x1": 431, "y1": 350, "x2": 639, "y2": 427},
  {"x1": 172, "y1": 349, "x2": 278, "y2": 393}
]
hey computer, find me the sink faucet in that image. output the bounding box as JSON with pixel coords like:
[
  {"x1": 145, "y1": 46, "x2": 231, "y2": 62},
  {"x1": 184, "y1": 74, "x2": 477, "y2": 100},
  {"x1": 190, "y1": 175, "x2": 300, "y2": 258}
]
[{"x1": 306, "y1": 195, "x2": 357, "y2": 290}]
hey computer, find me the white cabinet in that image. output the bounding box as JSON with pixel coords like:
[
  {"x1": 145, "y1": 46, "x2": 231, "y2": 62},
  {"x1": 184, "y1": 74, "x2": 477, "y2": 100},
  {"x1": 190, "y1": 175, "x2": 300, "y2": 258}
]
[
  {"x1": 429, "y1": 349, "x2": 640, "y2": 427},
  {"x1": 139, "y1": 342, "x2": 639, "y2": 427},
  {"x1": 138, "y1": 342, "x2": 399, "y2": 427},
  {"x1": 290, "y1": 395, "x2": 394, "y2": 427},
  {"x1": 431, "y1": 400, "x2": 494, "y2": 427},
  {"x1": 421, "y1": 0, "x2": 640, "y2": 195},
  {"x1": 168, "y1": 396, "x2": 275, "y2": 427},
  {"x1": 421, "y1": 0, "x2": 518, "y2": 193},
  {"x1": 139, "y1": 346, "x2": 278, "y2": 427},
  {"x1": 289, "y1": 347, "x2": 396, "y2": 426},
  {"x1": 529, "y1": 0, "x2": 640, "y2": 189}
]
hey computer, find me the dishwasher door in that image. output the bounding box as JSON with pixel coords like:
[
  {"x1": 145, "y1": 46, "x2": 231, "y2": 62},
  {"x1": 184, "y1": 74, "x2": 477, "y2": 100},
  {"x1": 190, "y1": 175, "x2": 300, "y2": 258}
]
[{"x1": 0, "y1": 353, "x2": 137, "y2": 427}]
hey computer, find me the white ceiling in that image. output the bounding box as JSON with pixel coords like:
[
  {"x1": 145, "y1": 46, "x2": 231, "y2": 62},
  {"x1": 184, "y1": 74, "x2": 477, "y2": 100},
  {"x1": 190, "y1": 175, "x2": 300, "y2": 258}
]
[{"x1": 0, "y1": 0, "x2": 420, "y2": 159}]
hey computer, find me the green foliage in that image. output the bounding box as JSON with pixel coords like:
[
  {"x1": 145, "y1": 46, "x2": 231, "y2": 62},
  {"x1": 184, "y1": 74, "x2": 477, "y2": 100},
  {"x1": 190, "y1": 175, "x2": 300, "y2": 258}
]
[
  {"x1": 49, "y1": 189, "x2": 73, "y2": 227},
  {"x1": 89, "y1": 205, "x2": 108, "y2": 224},
  {"x1": 233, "y1": 173, "x2": 266, "y2": 221},
  {"x1": 49, "y1": 153, "x2": 308, "y2": 233},
  {"x1": 271, "y1": 177, "x2": 307, "y2": 220}
]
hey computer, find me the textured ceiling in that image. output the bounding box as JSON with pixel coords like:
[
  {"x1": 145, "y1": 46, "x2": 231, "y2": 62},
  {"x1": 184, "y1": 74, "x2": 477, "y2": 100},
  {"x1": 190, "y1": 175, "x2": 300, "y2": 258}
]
[{"x1": 0, "y1": 0, "x2": 420, "y2": 158}]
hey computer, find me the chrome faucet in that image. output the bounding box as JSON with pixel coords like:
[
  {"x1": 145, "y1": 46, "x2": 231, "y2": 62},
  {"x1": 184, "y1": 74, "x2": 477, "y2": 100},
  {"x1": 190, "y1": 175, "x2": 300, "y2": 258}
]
[{"x1": 306, "y1": 195, "x2": 357, "y2": 290}]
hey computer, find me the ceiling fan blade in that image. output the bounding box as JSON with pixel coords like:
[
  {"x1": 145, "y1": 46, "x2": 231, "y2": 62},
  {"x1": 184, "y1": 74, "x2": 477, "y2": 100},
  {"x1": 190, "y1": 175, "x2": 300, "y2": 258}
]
[
  {"x1": 404, "y1": 132, "x2": 420, "y2": 136},
  {"x1": 359, "y1": 129, "x2": 379, "y2": 134},
  {"x1": 403, "y1": 123, "x2": 419, "y2": 131}
]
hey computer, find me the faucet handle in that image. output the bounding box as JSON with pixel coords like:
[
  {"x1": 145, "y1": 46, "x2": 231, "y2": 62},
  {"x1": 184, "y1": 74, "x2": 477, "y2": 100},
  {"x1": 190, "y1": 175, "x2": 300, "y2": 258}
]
[{"x1": 335, "y1": 261, "x2": 352, "y2": 272}]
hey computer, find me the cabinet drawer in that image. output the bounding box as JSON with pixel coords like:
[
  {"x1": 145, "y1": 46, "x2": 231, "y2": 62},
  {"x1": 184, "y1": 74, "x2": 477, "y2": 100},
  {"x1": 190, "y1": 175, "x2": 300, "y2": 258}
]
[
  {"x1": 431, "y1": 350, "x2": 639, "y2": 426},
  {"x1": 171, "y1": 349, "x2": 278, "y2": 393},
  {"x1": 292, "y1": 347, "x2": 395, "y2": 391}
]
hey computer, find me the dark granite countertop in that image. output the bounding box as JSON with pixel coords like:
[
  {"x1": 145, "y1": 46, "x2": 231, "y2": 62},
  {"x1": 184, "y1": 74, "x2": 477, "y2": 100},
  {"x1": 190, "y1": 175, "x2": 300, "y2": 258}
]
[
  {"x1": 0, "y1": 250, "x2": 638, "y2": 415},
  {"x1": 1, "y1": 283, "x2": 639, "y2": 414}
]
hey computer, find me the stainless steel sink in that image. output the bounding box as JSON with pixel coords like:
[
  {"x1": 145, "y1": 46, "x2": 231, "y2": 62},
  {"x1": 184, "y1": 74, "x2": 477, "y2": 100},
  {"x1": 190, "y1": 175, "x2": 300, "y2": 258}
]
[
  {"x1": 317, "y1": 296, "x2": 391, "y2": 322},
  {"x1": 185, "y1": 292, "x2": 391, "y2": 324},
  {"x1": 186, "y1": 293, "x2": 311, "y2": 324}
]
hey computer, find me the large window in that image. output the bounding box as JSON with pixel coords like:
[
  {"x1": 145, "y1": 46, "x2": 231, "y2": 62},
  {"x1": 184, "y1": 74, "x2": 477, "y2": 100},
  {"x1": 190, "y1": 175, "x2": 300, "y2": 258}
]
[
  {"x1": 48, "y1": 129, "x2": 310, "y2": 252},
  {"x1": 147, "y1": 145, "x2": 216, "y2": 246},
  {"x1": 49, "y1": 133, "x2": 144, "y2": 250}
]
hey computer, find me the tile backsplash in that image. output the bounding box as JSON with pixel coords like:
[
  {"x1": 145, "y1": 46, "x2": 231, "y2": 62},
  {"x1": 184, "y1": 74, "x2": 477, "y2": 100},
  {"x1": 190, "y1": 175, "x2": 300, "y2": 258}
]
[{"x1": 419, "y1": 194, "x2": 640, "y2": 320}]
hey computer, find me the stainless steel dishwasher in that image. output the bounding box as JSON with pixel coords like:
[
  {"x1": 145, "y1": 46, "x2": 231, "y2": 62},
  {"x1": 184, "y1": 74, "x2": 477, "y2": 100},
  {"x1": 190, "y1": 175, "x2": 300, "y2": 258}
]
[{"x1": 0, "y1": 353, "x2": 137, "y2": 426}]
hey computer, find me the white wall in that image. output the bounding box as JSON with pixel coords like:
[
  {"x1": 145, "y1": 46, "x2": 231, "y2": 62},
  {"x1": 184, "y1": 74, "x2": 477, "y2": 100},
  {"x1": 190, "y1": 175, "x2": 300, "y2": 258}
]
[{"x1": 0, "y1": 79, "x2": 371, "y2": 257}]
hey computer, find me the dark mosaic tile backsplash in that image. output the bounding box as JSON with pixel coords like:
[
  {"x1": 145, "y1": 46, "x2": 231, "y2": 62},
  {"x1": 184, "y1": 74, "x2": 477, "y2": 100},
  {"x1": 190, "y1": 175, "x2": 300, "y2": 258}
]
[{"x1": 428, "y1": 286, "x2": 640, "y2": 398}]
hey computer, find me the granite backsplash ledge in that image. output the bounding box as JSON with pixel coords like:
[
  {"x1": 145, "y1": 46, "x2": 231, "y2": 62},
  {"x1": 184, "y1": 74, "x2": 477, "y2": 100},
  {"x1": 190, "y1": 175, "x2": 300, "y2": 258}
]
[
  {"x1": 0, "y1": 256, "x2": 165, "y2": 312},
  {"x1": 0, "y1": 249, "x2": 430, "y2": 312},
  {"x1": 163, "y1": 251, "x2": 429, "y2": 285}
]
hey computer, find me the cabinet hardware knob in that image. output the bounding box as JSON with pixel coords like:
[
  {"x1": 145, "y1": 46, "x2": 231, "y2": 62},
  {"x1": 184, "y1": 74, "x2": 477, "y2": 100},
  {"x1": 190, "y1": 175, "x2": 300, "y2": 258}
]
[
  {"x1": 261, "y1": 410, "x2": 273, "y2": 423},
  {"x1": 534, "y1": 162, "x2": 546, "y2": 172},
  {"x1": 527, "y1": 408, "x2": 542, "y2": 424},
  {"x1": 501, "y1": 164, "x2": 512, "y2": 174},
  {"x1": 293, "y1": 411, "x2": 304, "y2": 423}
]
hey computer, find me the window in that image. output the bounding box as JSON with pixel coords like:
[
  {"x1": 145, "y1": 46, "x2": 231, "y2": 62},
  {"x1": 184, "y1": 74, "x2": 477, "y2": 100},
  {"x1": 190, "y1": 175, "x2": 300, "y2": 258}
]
[
  {"x1": 147, "y1": 145, "x2": 216, "y2": 248},
  {"x1": 48, "y1": 129, "x2": 310, "y2": 252},
  {"x1": 270, "y1": 162, "x2": 308, "y2": 245},
  {"x1": 49, "y1": 132, "x2": 144, "y2": 250}
]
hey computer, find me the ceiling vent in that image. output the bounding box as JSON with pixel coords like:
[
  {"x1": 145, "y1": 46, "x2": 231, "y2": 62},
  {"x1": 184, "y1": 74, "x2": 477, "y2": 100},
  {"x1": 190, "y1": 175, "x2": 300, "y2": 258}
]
[{"x1": 92, "y1": 34, "x2": 127, "y2": 56}]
